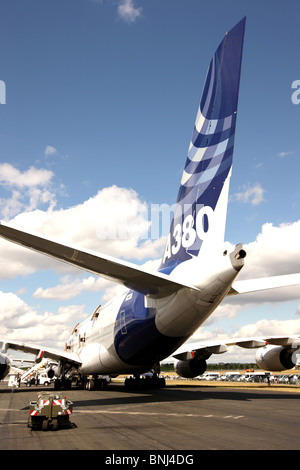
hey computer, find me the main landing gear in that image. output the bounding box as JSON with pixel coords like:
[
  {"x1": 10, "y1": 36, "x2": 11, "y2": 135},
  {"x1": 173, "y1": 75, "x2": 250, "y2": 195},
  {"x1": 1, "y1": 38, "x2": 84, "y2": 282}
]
[
  {"x1": 54, "y1": 377, "x2": 72, "y2": 390},
  {"x1": 124, "y1": 373, "x2": 166, "y2": 391},
  {"x1": 84, "y1": 375, "x2": 110, "y2": 391}
]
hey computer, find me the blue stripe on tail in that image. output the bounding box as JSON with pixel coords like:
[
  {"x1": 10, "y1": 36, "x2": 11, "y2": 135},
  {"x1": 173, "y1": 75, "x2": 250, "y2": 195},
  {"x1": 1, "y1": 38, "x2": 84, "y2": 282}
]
[{"x1": 160, "y1": 18, "x2": 246, "y2": 273}]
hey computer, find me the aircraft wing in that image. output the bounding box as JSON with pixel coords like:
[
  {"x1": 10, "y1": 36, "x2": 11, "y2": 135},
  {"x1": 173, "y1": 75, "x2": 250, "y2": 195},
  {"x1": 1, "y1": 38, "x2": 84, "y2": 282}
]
[
  {"x1": 172, "y1": 335, "x2": 300, "y2": 361},
  {"x1": 0, "y1": 223, "x2": 198, "y2": 296},
  {"x1": 228, "y1": 273, "x2": 300, "y2": 295},
  {"x1": 0, "y1": 339, "x2": 81, "y2": 366}
]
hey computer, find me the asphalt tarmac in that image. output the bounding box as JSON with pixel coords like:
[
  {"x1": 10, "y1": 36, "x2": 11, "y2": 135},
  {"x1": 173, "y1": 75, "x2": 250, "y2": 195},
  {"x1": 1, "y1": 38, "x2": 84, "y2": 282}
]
[{"x1": 0, "y1": 381, "x2": 299, "y2": 452}]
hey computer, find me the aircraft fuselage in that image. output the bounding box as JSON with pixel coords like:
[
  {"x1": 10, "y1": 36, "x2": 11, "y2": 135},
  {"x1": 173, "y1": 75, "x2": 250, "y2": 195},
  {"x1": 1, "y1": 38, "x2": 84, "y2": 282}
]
[{"x1": 68, "y1": 246, "x2": 244, "y2": 376}]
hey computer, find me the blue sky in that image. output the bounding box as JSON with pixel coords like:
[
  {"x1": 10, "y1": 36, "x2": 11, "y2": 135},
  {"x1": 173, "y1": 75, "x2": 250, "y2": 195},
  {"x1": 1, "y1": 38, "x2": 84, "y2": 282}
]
[{"x1": 1, "y1": 0, "x2": 300, "y2": 362}]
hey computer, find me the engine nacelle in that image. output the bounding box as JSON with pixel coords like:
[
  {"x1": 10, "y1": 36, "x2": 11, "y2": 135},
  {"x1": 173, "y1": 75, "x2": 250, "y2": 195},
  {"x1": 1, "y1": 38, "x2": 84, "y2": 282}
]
[
  {"x1": 174, "y1": 357, "x2": 207, "y2": 378},
  {"x1": 256, "y1": 345, "x2": 298, "y2": 372},
  {"x1": 0, "y1": 353, "x2": 11, "y2": 380},
  {"x1": 47, "y1": 366, "x2": 59, "y2": 379}
]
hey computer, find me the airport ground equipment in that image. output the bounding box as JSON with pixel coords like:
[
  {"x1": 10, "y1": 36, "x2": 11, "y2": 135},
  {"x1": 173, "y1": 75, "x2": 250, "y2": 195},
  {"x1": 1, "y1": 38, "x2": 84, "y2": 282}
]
[{"x1": 28, "y1": 392, "x2": 73, "y2": 431}]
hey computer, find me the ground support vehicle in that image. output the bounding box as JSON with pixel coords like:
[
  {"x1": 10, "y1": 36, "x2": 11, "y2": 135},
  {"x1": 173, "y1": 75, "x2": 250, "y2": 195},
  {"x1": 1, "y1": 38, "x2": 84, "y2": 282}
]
[
  {"x1": 199, "y1": 372, "x2": 220, "y2": 381},
  {"x1": 28, "y1": 392, "x2": 73, "y2": 431},
  {"x1": 24, "y1": 372, "x2": 54, "y2": 387}
]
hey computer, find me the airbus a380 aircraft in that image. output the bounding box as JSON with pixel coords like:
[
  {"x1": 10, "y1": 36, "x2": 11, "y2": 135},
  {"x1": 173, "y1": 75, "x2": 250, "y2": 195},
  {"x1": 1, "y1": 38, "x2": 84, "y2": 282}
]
[{"x1": 0, "y1": 18, "x2": 300, "y2": 390}]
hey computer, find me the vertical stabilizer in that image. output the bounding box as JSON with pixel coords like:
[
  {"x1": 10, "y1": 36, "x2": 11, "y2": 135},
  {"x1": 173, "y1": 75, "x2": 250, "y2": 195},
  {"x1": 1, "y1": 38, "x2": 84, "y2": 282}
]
[{"x1": 160, "y1": 18, "x2": 246, "y2": 272}]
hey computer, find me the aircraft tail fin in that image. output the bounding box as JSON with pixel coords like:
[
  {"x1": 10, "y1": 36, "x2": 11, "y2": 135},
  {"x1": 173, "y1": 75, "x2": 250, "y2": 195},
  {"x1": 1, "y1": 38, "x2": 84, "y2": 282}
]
[{"x1": 160, "y1": 18, "x2": 246, "y2": 272}]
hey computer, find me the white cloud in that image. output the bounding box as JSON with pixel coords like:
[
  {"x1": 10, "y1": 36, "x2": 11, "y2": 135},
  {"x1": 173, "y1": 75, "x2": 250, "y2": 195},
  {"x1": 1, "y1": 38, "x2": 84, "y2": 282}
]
[
  {"x1": 89, "y1": 0, "x2": 142, "y2": 23},
  {"x1": 0, "y1": 163, "x2": 56, "y2": 219},
  {"x1": 44, "y1": 145, "x2": 58, "y2": 156},
  {"x1": 239, "y1": 220, "x2": 300, "y2": 280},
  {"x1": 8, "y1": 185, "x2": 164, "y2": 262},
  {"x1": 0, "y1": 182, "x2": 165, "y2": 282},
  {"x1": 277, "y1": 151, "x2": 293, "y2": 158},
  {"x1": 232, "y1": 318, "x2": 300, "y2": 339},
  {"x1": 0, "y1": 291, "x2": 88, "y2": 349},
  {"x1": 32, "y1": 258, "x2": 162, "y2": 303},
  {"x1": 230, "y1": 183, "x2": 266, "y2": 206},
  {"x1": 33, "y1": 275, "x2": 117, "y2": 301},
  {"x1": 117, "y1": 0, "x2": 142, "y2": 23},
  {"x1": 0, "y1": 190, "x2": 23, "y2": 219},
  {"x1": 0, "y1": 163, "x2": 53, "y2": 188}
]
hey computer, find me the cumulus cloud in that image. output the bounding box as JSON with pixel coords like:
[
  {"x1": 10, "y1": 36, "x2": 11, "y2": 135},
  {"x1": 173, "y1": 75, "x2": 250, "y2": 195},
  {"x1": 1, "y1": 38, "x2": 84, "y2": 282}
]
[
  {"x1": 33, "y1": 275, "x2": 126, "y2": 302},
  {"x1": 44, "y1": 145, "x2": 58, "y2": 156},
  {"x1": 0, "y1": 290, "x2": 88, "y2": 349},
  {"x1": 232, "y1": 318, "x2": 300, "y2": 339},
  {"x1": 230, "y1": 183, "x2": 266, "y2": 206},
  {"x1": 0, "y1": 163, "x2": 56, "y2": 219},
  {"x1": 117, "y1": 0, "x2": 142, "y2": 23},
  {"x1": 89, "y1": 0, "x2": 142, "y2": 23},
  {"x1": 277, "y1": 151, "x2": 294, "y2": 158},
  {"x1": 33, "y1": 275, "x2": 105, "y2": 300},
  {"x1": 239, "y1": 220, "x2": 300, "y2": 280},
  {"x1": 213, "y1": 220, "x2": 300, "y2": 310},
  {"x1": 33, "y1": 258, "x2": 162, "y2": 303},
  {"x1": 0, "y1": 173, "x2": 166, "y2": 283},
  {"x1": 0, "y1": 163, "x2": 53, "y2": 188},
  {"x1": 7, "y1": 184, "x2": 165, "y2": 262}
]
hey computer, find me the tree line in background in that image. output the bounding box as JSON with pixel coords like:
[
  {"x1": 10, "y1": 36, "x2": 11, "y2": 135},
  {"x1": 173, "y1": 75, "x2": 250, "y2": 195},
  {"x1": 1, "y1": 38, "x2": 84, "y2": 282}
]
[
  {"x1": 206, "y1": 363, "x2": 258, "y2": 371},
  {"x1": 161, "y1": 363, "x2": 258, "y2": 372}
]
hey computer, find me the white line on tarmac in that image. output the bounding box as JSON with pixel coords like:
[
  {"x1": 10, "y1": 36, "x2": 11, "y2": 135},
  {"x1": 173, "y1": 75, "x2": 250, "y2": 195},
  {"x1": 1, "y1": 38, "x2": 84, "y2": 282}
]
[{"x1": 75, "y1": 409, "x2": 245, "y2": 420}]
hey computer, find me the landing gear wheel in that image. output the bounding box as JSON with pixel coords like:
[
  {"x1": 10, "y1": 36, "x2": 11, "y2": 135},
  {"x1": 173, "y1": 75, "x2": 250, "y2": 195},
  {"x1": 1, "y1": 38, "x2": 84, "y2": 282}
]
[
  {"x1": 159, "y1": 377, "x2": 166, "y2": 388},
  {"x1": 51, "y1": 419, "x2": 58, "y2": 431},
  {"x1": 85, "y1": 379, "x2": 95, "y2": 390},
  {"x1": 42, "y1": 419, "x2": 48, "y2": 431},
  {"x1": 124, "y1": 374, "x2": 166, "y2": 390}
]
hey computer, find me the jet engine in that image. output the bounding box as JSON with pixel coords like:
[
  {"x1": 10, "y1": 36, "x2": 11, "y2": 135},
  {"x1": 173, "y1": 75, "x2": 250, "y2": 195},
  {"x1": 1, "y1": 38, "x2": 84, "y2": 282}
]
[
  {"x1": 47, "y1": 366, "x2": 59, "y2": 379},
  {"x1": 0, "y1": 353, "x2": 11, "y2": 380},
  {"x1": 255, "y1": 344, "x2": 298, "y2": 372},
  {"x1": 174, "y1": 357, "x2": 207, "y2": 378}
]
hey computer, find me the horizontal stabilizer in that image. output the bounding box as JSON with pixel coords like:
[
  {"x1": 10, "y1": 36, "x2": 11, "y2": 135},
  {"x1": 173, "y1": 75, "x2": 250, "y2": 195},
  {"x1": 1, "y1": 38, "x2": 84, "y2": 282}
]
[
  {"x1": 0, "y1": 223, "x2": 198, "y2": 296},
  {"x1": 228, "y1": 273, "x2": 300, "y2": 295}
]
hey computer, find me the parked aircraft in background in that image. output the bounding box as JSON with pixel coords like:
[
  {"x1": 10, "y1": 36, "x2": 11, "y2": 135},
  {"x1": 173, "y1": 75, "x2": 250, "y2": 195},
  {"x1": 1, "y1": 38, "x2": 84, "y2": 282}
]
[{"x1": 0, "y1": 18, "x2": 300, "y2": 390}]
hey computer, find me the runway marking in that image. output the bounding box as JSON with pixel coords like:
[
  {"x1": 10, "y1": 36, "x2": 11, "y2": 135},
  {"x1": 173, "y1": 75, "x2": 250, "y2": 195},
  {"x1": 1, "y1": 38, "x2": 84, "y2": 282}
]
[
  {"x1": 75, "y1": 409, "x2": 245, "y2": 420},
  {"x1": 0, "y1": 409, "x2": 20, "y2": 411},
  {"x1": 224, "y1": 415, "x2": 245, "y2": 420},
  {"x1": 0, "y1": 407, "x2": 244, "y2": 420}
]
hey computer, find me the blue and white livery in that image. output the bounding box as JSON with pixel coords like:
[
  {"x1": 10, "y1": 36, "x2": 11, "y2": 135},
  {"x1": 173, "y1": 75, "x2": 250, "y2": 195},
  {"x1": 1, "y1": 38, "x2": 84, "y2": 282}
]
[
  {"x1": 161, "y1": 18, "x2": 245, "y2": 272},
  {"x1": 1, "y1": 18, "x2": 300, "y2": 388}
]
